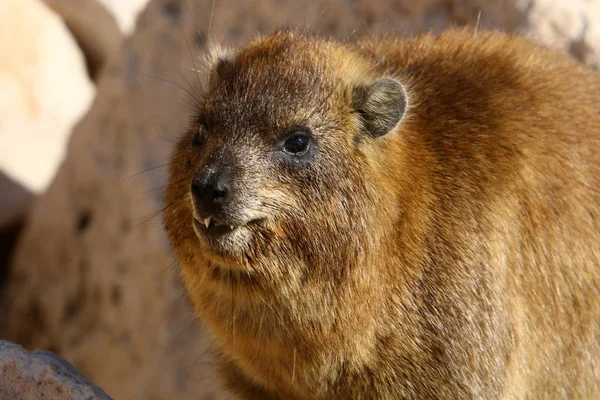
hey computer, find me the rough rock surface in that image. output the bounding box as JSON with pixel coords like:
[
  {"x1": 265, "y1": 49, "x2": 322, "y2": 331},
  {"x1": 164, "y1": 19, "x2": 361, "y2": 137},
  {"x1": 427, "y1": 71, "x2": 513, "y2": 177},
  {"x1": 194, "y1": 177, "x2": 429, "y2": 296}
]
[
  {"x1": 0, "y1": 0, "x2": 95, "y2": 194},
  {"x1": 0, "y1": 340, "x2": 113, "y2": 400},
  {"x1": 1, "y1": 1, "x2": 598, "y2": 400}
]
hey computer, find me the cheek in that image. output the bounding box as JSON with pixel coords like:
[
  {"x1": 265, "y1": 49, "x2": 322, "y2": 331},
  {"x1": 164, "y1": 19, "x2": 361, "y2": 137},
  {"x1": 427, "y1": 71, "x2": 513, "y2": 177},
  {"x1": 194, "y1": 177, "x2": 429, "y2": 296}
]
[
  {"x1": 163, "y1": 188, "x2": 197, "y2": 264},
  {"x1": 167, "y1": 164, "x2": 194, "y2": 205},
  {"x1": 164, "y1": 147, "x2": 197, "y2": 233},
  {"x1": 315, "y1": 164, "x2": 374, "y2": 233},
  {"x1": 257, "y1": 185, "x2": 300, "y2": 211}
]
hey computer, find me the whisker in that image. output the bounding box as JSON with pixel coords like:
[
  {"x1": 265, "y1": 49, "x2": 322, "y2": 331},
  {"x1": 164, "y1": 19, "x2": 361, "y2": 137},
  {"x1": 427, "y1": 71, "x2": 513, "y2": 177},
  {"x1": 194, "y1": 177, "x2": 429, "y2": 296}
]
[
  {"x1": 319, "y1": 5, "x2": 330, "y2": 20},
  {"x1": 127, "y1": 142, "x2": 207, "y2": 182},
  {"x1": 176, "y1": 96, "x2": 202, "y2": 112},
  {"x1": 143, "y1": 184, "x2": 169, "y2": 193},
  {"x1": 474, "y1": 10, "x2": 482, "y2": 36},
  {"x1": 156, "y1": 258, "x2": 178, "y2": 289},
  {"x1": 230, "y1": 269, "x2": 237, "y2": 347},
  {"x1": 130, "y1": 207, "x2": 166, "y2": 230},
  {"x1": 149, "y1": 75, "x2": 200, "y2": 104},
  {"x1": 346, "y1": 29, "x2": 358, "y2": 41},
  {"x1": 207, "y1": 0, "x2": 217, "y2": 44},
  {"x1": 124, "y1": 162, "x2": 173, "y2": 181},
  {"x1": 183, "y1": 0, "x2": 204, "y2": 46},
  {"x1": 292, "y1": 347, "x2": 297, "y2": 385},
  {"x1": 174, "y1": 314, "x2": 198, "y2": 338},
  {"x1": 258, "y1": 296, "x2": 267, "y2": 337},
  {"x1": 160, "y1": 136, "x2": 179, "y2": 144},
  {"x1": 191, "y1": 351, "x2": 216, "y2": 369},
  {"x1": 156, "y1": 175, "x2": 190, "y2": 190},
  {"x1": 176, "y1": 67, "x2": 202, "y2": 103},
  {"x1": 169, "y1": 290, "x2": 189, "y2": 308},
  {"x1": 179, "y1": 5, "x2": 204, "y2": 97},
  {"x1": 132, "y1": 196, "x2": 190, "y2": 232}
]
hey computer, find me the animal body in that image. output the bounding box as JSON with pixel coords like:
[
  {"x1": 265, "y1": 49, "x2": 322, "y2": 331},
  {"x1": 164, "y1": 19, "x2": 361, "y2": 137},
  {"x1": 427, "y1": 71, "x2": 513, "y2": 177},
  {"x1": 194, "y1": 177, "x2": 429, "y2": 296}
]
[{"x1": 164, "y1": 28, "x2": 600, "y2": 399}]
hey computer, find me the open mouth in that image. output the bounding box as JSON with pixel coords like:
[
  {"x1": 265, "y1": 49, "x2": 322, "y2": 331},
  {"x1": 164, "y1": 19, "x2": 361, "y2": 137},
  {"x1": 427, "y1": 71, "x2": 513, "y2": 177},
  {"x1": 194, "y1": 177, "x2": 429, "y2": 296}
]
[
  {"x1": 192, "y1": 215, "x2": 264, "y2": 238},
  {"x1": 193, "y1": 216, "x2": 237, "y2": 236}
]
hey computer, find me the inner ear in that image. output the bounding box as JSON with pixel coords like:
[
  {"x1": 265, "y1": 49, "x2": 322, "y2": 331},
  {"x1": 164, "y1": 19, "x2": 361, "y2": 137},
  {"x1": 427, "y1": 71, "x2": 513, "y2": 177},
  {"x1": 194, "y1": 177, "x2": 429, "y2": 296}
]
[
  {"x1": 352, "y1": 78, "x2": 407, "y2": 138},
  {"x1": 209, "y1": 58, "x2": 233, "y2": 89}
]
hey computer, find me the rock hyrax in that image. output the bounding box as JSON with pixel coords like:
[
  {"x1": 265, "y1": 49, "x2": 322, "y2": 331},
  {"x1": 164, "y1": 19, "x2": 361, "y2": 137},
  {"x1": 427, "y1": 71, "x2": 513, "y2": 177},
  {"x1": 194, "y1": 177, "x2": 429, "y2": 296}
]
[{"x1": 164, "y1": 28, "x2": 600, "y2": 399}]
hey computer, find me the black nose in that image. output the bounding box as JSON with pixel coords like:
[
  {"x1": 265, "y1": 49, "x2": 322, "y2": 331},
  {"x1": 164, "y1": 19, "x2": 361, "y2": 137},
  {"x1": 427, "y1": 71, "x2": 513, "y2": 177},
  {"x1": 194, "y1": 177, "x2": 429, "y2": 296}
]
[{"x1": 191, "y1": 172, "x2": 232, "y2": 214}]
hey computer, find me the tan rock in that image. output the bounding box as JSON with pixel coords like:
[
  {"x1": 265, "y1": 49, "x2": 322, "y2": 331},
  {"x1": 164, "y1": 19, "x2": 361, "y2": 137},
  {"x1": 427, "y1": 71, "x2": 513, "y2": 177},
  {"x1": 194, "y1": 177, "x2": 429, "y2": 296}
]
[
  {"x1": 0, "y1": 340, "x2": 113, "y2": 400},
  {"x1": 1, "y1": 1, "x2": 597, "y2": 400},
  {"x1": 0, "y1": 0, "x2": 95, "y2": 193},
  {"x1": 516, "y1": 0, "x2": 600, "y2": 67}
]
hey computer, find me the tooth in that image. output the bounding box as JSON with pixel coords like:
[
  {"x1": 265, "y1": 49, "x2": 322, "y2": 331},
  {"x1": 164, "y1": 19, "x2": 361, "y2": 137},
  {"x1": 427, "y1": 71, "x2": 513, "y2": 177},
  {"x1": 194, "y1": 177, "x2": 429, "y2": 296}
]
[
  {"x1": 230, "y1": 225, "x2": 234, "y2": 230},
  {"x1": 204, "y1": 217, "x2": 211, "y2": 228}
]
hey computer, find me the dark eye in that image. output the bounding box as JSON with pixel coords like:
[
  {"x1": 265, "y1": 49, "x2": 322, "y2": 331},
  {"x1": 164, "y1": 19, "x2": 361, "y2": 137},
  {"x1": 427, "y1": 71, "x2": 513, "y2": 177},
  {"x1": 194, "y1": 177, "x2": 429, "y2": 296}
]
[
  {"x1": 283, "y1": 133, "x2": 310, "y2": 155},
  {"x1": 192, "y1": 124, "x2": 206, "y2": 146}
]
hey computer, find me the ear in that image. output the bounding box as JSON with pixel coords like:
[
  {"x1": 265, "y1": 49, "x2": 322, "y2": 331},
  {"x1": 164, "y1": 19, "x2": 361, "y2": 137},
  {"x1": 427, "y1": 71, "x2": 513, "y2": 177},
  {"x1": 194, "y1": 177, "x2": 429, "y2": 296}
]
[
  {"x1": 204, "y1": 45, "x2": 235, "y2": 89},
  {"x1": 352, "y1": 78, "x2": 408, "y2": 138}
]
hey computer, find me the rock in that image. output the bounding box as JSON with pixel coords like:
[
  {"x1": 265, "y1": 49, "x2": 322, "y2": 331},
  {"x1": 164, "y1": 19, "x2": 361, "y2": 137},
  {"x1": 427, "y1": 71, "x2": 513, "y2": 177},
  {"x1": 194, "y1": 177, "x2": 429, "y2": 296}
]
[
  {"x1": 1, "y1": 1, "x2": 598, "y2": 400},
  {"x1": 517, "y1": 0, "x2": 600, "y2": 67},
  {"x1": 0, "y1": 340, "x2": 113, "y2": 400},
  {"x1": 0, "y1": 0, "x2": 95, "y2": 193},
  {"x1": 0, "y1": 172, "x2": 32, "y2": 299},
  {"x1": 2, "y1": 1, "x2": 224, "y2": 398},
  {"x1": 43, "y1": 0, "x2": 123, "y2": 80},
  {"x1": 0, "y1": 172, "x2": 32, "y2": 231}
]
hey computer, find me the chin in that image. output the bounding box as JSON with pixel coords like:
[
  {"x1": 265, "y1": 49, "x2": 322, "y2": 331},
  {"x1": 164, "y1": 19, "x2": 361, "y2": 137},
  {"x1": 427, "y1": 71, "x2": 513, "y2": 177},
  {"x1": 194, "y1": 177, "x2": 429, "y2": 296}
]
[{"x1": 192, "y1": 217, "x2": 254, "y2": 265}]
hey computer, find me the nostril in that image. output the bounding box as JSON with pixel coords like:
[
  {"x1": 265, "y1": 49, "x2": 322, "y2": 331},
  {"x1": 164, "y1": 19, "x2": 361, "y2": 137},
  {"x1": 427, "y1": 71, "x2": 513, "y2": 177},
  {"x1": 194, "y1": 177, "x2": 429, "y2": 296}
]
[
  {"x1": 190, "y1": 174, "x2": 231, "y2": 207},
  {"x1": 212, "y1": 182, "x2": 230, "y2": 203},
  {"x1": 190, "y1": 178, "x2": 203, "y2": 199}
]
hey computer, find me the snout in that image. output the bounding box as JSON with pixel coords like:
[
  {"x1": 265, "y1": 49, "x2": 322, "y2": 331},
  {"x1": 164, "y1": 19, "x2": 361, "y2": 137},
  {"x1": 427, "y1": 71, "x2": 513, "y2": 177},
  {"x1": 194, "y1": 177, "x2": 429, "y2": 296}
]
[
  {"x1": 190, "y1": 170, "x2": 233, "y2": 220},
  {"x1": 189, "y1": 167, "x2": 259, "y2": 244},
  {"x1": 188, "y1": 156, "x2": 263, "y2": 239}
]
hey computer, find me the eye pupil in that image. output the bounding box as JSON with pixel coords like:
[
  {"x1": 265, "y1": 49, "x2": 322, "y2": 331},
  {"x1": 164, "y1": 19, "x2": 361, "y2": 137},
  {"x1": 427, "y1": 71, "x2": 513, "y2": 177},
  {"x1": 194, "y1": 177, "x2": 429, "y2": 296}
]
[
  {"x1": 284, "y1": 134, "x2": 310, "y2": 155},
  {"x1": 193, "y1": 125, "x2": 205, "y2": 146}
]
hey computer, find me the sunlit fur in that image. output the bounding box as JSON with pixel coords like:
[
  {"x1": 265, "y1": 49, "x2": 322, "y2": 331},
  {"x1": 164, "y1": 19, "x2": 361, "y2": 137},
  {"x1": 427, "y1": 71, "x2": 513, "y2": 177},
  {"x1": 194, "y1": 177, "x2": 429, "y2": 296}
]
[{"x1": 164, "y1": 28, "x2": 600, "y2": 399}]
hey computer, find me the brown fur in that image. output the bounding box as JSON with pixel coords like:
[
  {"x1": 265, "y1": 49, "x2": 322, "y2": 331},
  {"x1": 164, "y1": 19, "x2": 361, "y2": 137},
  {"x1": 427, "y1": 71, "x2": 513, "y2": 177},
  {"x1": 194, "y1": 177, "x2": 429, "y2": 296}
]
[{"x1": 163, "y1": 28, "x2": 600, "y2": 399}]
